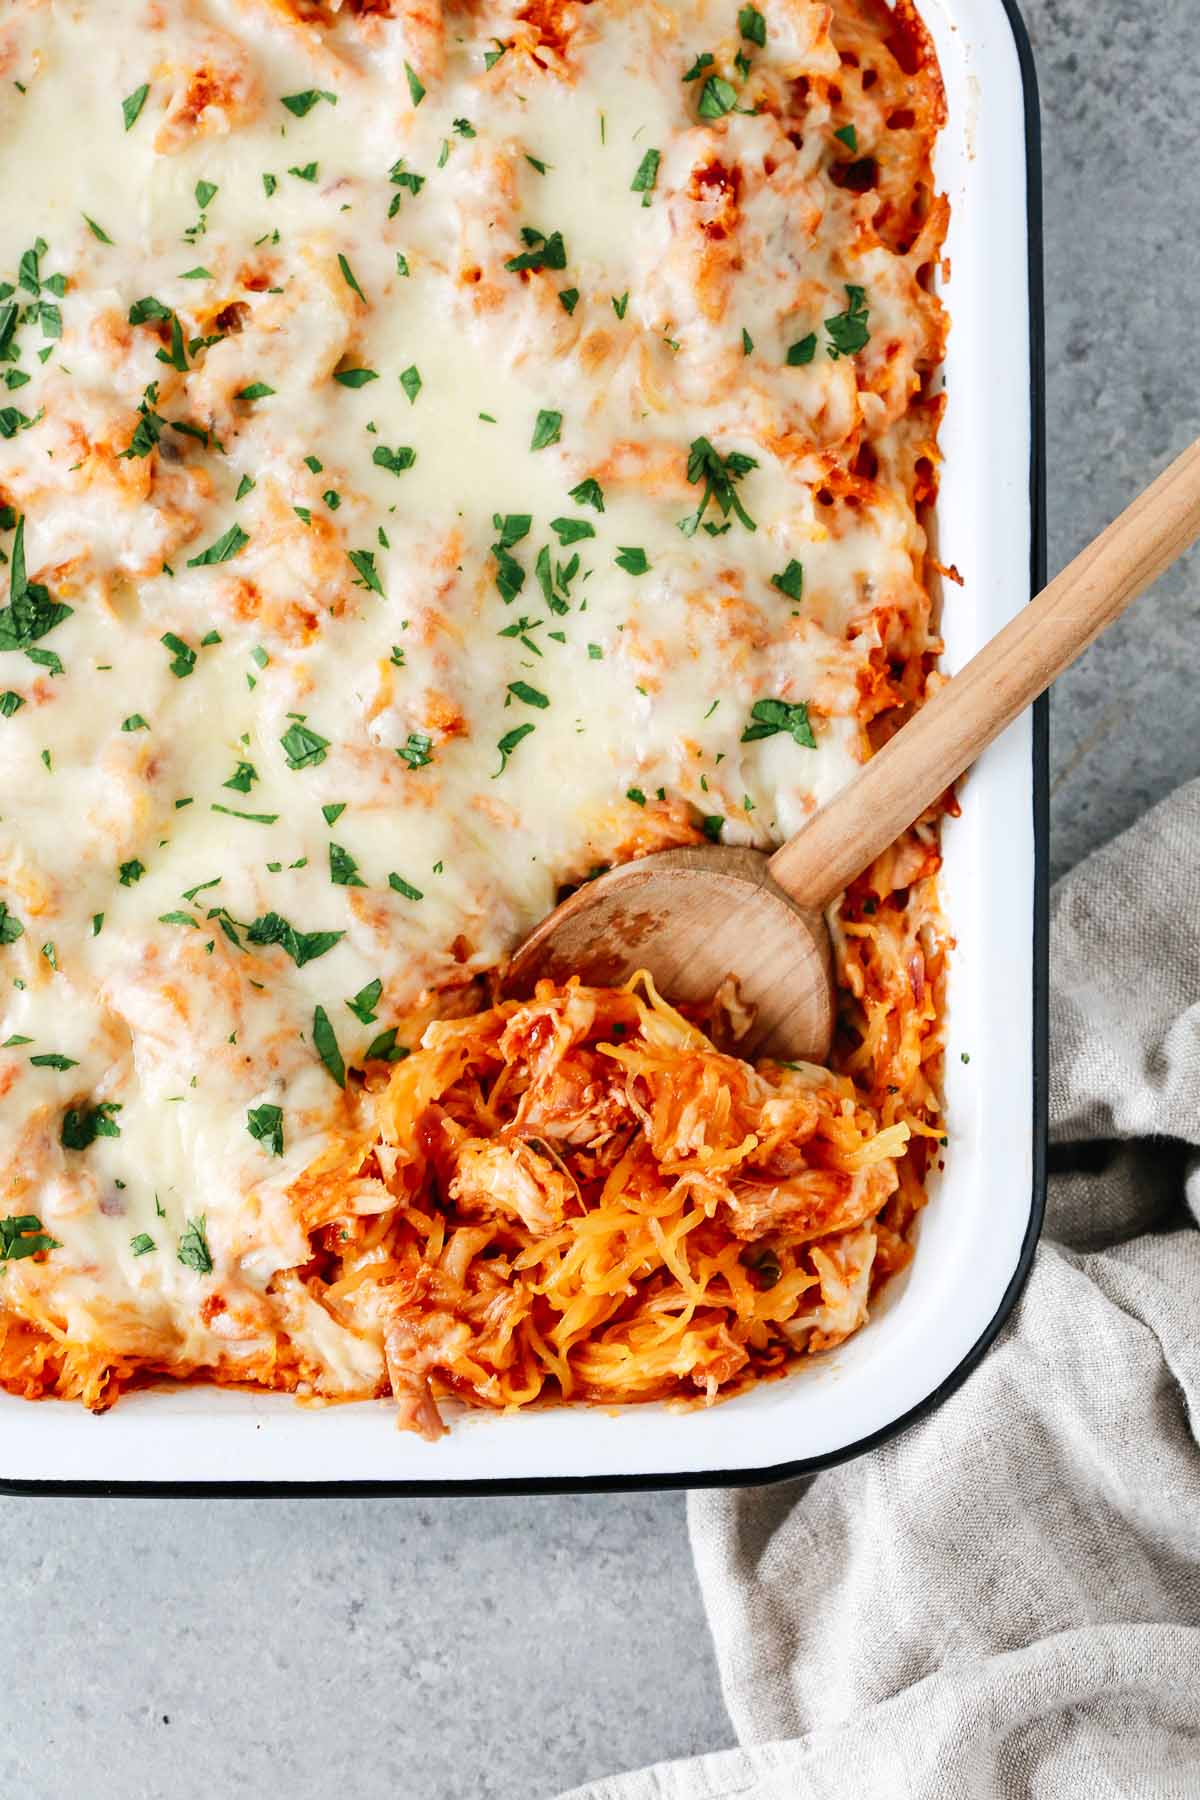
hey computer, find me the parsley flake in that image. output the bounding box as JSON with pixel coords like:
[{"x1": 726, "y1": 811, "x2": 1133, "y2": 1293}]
[
  {"x1": 396, "y1": 731, "x2": 433, "y2": 769},
  {"x1": 771, "y1": 559, "x2": 804, "y2": 602},
  {"x1": 0, "y1": 1214, "x2": 61, "y2": 1260},
  {"x1": 313, "y1": 1005, "x2": 345, "y2": 1088},
  {"x1": 346, "y1": 979, "x2": 382, "y2": 1024},
  {"x1": 177, "y1": 1215, "x2": 213, "y2": 1274},
  {"x1": 347, "y1": 549, "x2": 384, "y2": 596},
  {"x1": 372, "y1": 444, "x2": 416, "y2": 476},
  {"x1": 161, "y1": 631, "x2": 196, "y2": 678},
  {"x1": 740, "y1": 697, "x2": 817, "y2": 749},
  {"x1": 531, "y1": 409, "x2": 562, "y2": 450},
  {"x1": 280, "y1": 721, "x2": 330, "y2": 770},
  {"x1": 187, "y1": 523, "x2": 248, "y2": 567},
  {"x1": 494, "y1": 722, "x2": 534, "y2": 776},
  {"x1": 825, "y1": 285, "x2": 870, "y2": 359},
  {"x1": 122, "y1": 84, "x2": 150, "y2": 131},
  {"x1": 246, "y1": 1103, "x2": 284, "y2": 1156},
  {"x1": 329, "y1": 843, "x2": 366, "y2": 887}
]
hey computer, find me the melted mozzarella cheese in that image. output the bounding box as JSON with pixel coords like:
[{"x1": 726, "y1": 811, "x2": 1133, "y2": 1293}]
[{"x1": 0, "y1": 0, "x2": 944, "y2": 1396}]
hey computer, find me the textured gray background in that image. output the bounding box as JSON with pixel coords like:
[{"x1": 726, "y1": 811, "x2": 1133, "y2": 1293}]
[{"x1": 3, "y1": 5, "x2": 1197, "y2": 1796}]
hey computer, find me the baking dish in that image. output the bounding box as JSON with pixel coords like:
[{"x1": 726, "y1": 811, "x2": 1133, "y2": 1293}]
[{"x1": 0, "y1": 0, "x2": 1046, "y2": 1495}]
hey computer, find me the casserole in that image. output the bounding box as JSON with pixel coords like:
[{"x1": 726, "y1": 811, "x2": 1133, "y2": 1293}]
[{"x1": 0, "y1": 0, "x2": 1045, "y2": 1493}]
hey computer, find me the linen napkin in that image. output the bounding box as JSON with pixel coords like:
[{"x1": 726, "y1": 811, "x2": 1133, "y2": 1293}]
[{"x1": 557, "y1": 779, "x2": 1200, "y2": 1800}]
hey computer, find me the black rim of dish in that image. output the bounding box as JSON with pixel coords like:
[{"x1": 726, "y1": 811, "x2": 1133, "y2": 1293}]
[{"x1": 2, "y1": 0, "x2": 1049, "y2": 1499}]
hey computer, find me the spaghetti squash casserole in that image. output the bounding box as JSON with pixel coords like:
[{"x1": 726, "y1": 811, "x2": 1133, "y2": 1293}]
[{"x1": 0, "y1": 0, "x2": 949, "y2": 1434}]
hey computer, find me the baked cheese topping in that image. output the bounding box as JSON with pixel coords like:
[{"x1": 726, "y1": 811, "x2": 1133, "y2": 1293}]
[{"x1": 0, "y1": 0, "x2": 946, "y2": 1407}]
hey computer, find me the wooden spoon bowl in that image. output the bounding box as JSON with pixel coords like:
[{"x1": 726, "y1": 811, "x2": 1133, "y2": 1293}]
[
  {"x1": 506, "y1": 437, "x2": 1200, "y2": 1060},
  {"x1": 506, "y1": 845, "x2": 833, "y2": 1061}
]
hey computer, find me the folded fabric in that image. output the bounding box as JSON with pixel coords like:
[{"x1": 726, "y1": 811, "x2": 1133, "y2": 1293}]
[{"x1": 558, "y1": 780, "x2": 1200, "y2": 1800}]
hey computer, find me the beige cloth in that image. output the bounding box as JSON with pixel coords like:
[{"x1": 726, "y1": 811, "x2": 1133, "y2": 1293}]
[{"x1": 559, "y1": 782, "x2": 1200, "y2": 1800}]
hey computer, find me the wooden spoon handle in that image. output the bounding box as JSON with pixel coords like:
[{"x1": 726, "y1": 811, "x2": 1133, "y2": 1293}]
[{"x1": 768, "y1": 435, "x2": 1200, "y2": 911}]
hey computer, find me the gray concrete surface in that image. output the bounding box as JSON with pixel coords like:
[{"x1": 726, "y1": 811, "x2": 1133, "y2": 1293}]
[{"x1": 2, "y1": 5, "x2": 1196, "y2": 1798}]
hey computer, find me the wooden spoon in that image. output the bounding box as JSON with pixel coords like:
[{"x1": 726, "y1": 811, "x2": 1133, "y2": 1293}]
[{"x1": 506, "y1": 438, "x2": 1200, "y2": 1060}]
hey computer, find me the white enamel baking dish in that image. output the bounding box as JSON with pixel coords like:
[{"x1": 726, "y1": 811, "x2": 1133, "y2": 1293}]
[{"x1": 1, "y1": 0, "x2": 1046, "y2": 1494}]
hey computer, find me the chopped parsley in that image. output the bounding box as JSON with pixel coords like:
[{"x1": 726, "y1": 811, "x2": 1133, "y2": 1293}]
[
  {"x1": 738, "y1": 4, "x2": 766, "y2": 43},
  {"x1": 771, "y1": 559, "x2": 804, "y2": 602},
  {"x1": 0, "y1": 1214, "x2": 60, "y2": 1260},
  {"x1": 347, "y1": 549, "x2": 384, "y2": 595},
  {"x1": 161, "y1": 632, "x2": 196, "y2": 678},
  {"x1": 333, "y1": 366, "x2": 379, "y2": 388},
  {"x1": 280, "y1": 721, "x2": 330, "y2": 770},
  {"x1": 346, "y1": 979, "x2": 382, "y2": 1024},
  {"x1": 337, "y1": 252, "x2": 367, "y2": 303},
  {"x1": 404, "y1": 61, "x2": 426, "y2": 106},
  {"x1": 121, "y1": 84, "x2": 149, "y2": 131},
  {"x1": 627, "y1": 788, "x2": 647, "y2": 806},
  {"x1": 507, "y1": 680, "x2": 549, "y2": 709},
  {"x1": 329, "y1": 843, "x2": 366, "y2": 887},
  {"x1": 612, "y1": 292, "x2": 629, "y2": 320},
  {"x1": 615, "y1": 545, "x2": 650, "y2": 575},
  {"x1": 288, "y1": 162, "x2": 319, "y2": 183},
  {"x1": 834, "y1": 123, "x2": 858, "y2": 152},
  {"x1": 211, "y1": 804, "x2": 278, "y2": 824},
  {"x1": 30, "y1": 1052, "x2": 78, "y2": 1070},
  {"x1": 825, "y1": 285, "x2": 871, "y2": 359},
  {"x1": 246, "y1": 912, "x2": 344, "y2": 968},
  {"x1": 740, "y1": 697, "x2": 817, "y2": 749},
  {"x1": 364, "y1": 1026, "x2": 408, "y2": 1063},
  {"x1": 631, "y1": 148, "x2": 661, "y2": 204},
  {"x1": 187, "y1": 523, "x2": 248, "y2": 567},
  {"x1": 388, "y1": 873, "x2": 423, "y2": 902},
  {"x1": 505, "y1": 227, "x2": 566, "y2": 275},
  {"x1": 568, "y1": 477, "x2": 605, "y2": 512},
  {"x1": 680, "y1": 437, "x2": 758, "y2": 536},
  {"x1": 312, "y1": 1005, "x2": 345, "y2": 1088},
  {"x1": 399, "y1": 364, "x2": 422, "y2": 404},
  {"x1": 246, "y1": 1103, "x2": 284, "y2": 1156},
  {"x1": 0, "y1": 516, "x2": 73, "y2": 652},
  {"x1": 742, "y1": 327, "x2": 754, "y2": 356},
  {"x1": 549, "y1": 517, "x2": 595, "y2": 546},
  {"x1": 177, "y1": 1215, "x2": 213, "y2": 1274},
  {"x1": 372, "y1": 444, "x2": 416, "y2": 476},
  {"x1": 235, "y1": 474, "x2": 256, "y2": 500},
  {"x1": 388, "y1": 161, "x2": 426, "y2": 214},
  {"x1": 61, "y1": 1100, "x2": 122, "y2": 1150},
  {"x1": 322, "y1": 802, "x2": 346, "y2": 826},
  {"x1": 281, "y1": 89, "x2": 336, "y2": 117},
  {"x1": 223, "y1": 761, "x2": 257, "y2": 793},
  {"x1": 83, "y1": 214, "x2": 114, "y2": 244},
  {"x1": 118, "y1": 859, "x2": 146, "y2": 887},
  {"x1": 494, "y1": 722, "x2": 534, "y2": 776},
  {"x1": 0, "y1": 691, "x2": 23, "y2": 717},
  {"x1": 236, "y1": 382, "x2": 275, "y2": 401},
  {"x1": 697, "y1": 75, "x2": 742, "y2": 120},
  {"x1": 0, "y1": 901, "x2": 24, "y2": 947},
  {"x1": 396, "y1": 731, "x2": 433, "y2": 769},
  {"x1": 130, "y1": 1233, "x2": 156, "y2": 1256},
  {"x1": 558, "y1": 288, "x2": 579, "y2": 314},
  {"x1": 531, "y1": 409, "x2": 562, "y2": 450}
]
